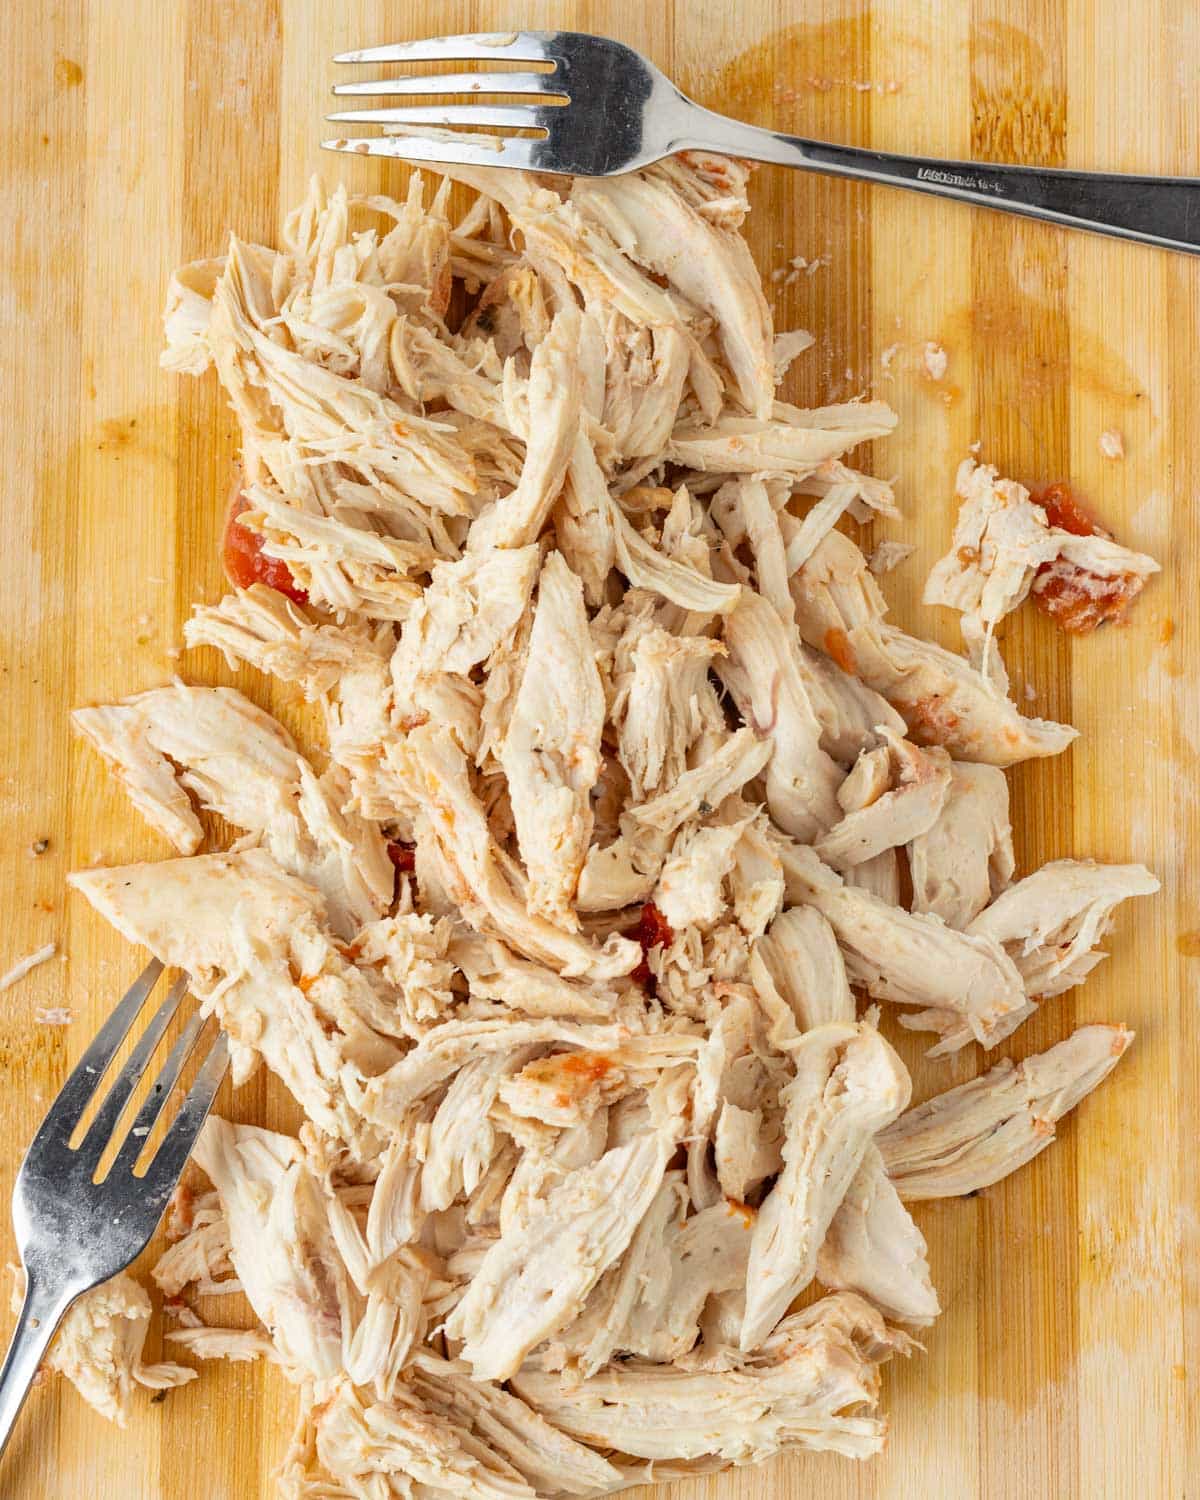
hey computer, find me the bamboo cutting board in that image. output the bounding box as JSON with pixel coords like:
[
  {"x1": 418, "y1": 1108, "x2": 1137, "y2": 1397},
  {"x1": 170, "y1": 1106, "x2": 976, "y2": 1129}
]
[{"x1": 0, "y1": 0, "x2": 1197, "y2": 1496}]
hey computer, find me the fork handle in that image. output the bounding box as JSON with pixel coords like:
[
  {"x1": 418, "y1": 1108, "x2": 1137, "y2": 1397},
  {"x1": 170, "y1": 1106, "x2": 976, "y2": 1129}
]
[
  {"x1": 0, "y1": 1276, "x2": 72, "y2": 1463},
  {"x1": 682, "y1": 110, "x2": 1200, "y2": 255}
]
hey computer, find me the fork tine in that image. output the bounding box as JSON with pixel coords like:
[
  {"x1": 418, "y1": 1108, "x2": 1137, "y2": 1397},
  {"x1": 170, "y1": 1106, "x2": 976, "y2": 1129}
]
[
  {"x1": 75, "y1": 974, "x2": 189, "y2": 1162},
  {"x1": 321, "y1": 134, "x2": 546, "y2": 172},
  {"x1": 331, "y1": 71, "x2": 563, "y2": 98},
  {"x1": 326, "y1": 103, "x2": 555, "y2": 129},
  {"x1": 31, "y1": 960, "x2": 163, "y2": 1141},
  {"x1": 333, "y1": 32, "x2": 552, "y2": 65},
  {"x1": 104, "y1": 1005, "x2": 207, "y2": 1180},
  {"x1": 133, "y1": 1034, "x2": 230, "y2": 1209}
]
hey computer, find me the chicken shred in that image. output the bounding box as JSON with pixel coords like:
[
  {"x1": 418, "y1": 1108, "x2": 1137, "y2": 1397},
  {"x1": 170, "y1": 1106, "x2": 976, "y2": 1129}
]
[{"x1": 53, "y1": 157, "x2": 1153, "y2": 1491}]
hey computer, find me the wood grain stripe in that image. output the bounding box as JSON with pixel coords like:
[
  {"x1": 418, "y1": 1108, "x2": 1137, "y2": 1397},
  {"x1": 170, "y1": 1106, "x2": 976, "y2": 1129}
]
[{"x1": 969, "y1": 2, "x2": 1080, "y2": 1497}]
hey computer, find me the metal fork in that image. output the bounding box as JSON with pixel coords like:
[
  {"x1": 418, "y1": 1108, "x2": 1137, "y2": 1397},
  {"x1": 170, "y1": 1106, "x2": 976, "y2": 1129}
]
[
  {"x1": 0, "y1": 960, "x2": 228, "y2": 1458},
  {"x1": 325, "y1": 30, "x2": 1200, "y2": 256}
]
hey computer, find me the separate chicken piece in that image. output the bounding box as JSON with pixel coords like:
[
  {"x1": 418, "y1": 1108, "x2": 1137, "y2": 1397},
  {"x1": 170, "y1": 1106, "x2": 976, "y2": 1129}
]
[
  {"x1": 815, "y1": 729, "x2": 952, "y2": 873},
  {"x1": 721, "y1": 587, "x2": 843, "y2": 841},
  {"x1": 514, "y1": 1292, "x2": 913, "y2": 1464},
  {"x1": 823, "y1": 742, "x2": 901, "y2": 905},
  {"x1": 153, "y1": 1192, "x2": 236, "y2": 1297},
  {"x1": 70, "y1": 683, "x2": 302, "y2": 859},
  {"x1": 469, "y1": 304, "x2": 582, "y2": 551},
  {"x1": 450, "y1": 934, "x2": 616, "y2": 1019},
  {"x1": 445, "y1": 1131, "x2": 675, "y2": 1381},
  {"x1": 779, "y1": 841, "x2": 1026, "y2": 1051},
  {"x1": 185, "y1": 583, "x2": 385, "y2": 700},
  {"x1": 925, "y1": 460, "x2": 1159, "y2": 668},
  {"x1": 752, "y1": 910, "x2": 937, "y2": 1328},
  {"x1": 628, "y1": 1199, "x2": 755, "y2": 1362},
  {"x1": 193, "y1": 1117, "x2": 351, "y2": 1381},
  {"x1": 548, "y1": 1173, "x2": 755, "y2": 1371},
  {"x1": 626, "y1": 726, "x2": 773, "y2": 836},
  {"x1": 164, "y1": 1327, "x2": 277, "y2": 1366},
  {"x1": 654, "y1": 818, "x2": 748, "y2": 933},
  {"x1": 352, "y1": 912, "x2": 456, "y2": 1038},
  {"x1": 411, "y1": 1351, "x2": 624, "y2": 1495},
  {"x1": 969, "y1": 859, "x2": 1160, "y2": 997},
  {"x1": 73, "y1": 682, "x2": 392, "y2": 935},
  {"x1": 728, "y1": 813, "x2": 786, "y2": 940},
  {"x1": 356, "y1": 1018, "x2": 627, "y2": 1125},
  {"x1": 572, "y1": 161, "x2": 775, "y2": 418},
  {"x1": 499, "y1": 552, "x2": 605, "y2": 929},
  {"x1": 795, "y1": 640, "x2": 907, "y2": 764},
  {"x1": 792, "y1": 529, "x2": 1077, "y2": 765},
  {"x1": 817, "y1": 1146, "x2": 940, "y2": 1326},
  {"x1": 498, "y1": 1051, "x2": 629, "y2": 1130},
  {"x1": 548, "y1": 1171, "x2": 690, "y2": 1376},
  {"x1": 879, "y1": 1024, "x2": 1133, "y2": 1199},
  {"x1": 555, "y1": 433, "x2": 618, "y2": 605},
  {"x1": 160, "y1": 255, "x2": 224, "y2": 375},
  {"x1": 781, "y1": 482, "x2": 871, "y2": 577},
  {"x1": 908, "y1": 859, "x2": 1160, "y2": 1052},
  {"x1": 46, "y1": 1274, "x2": 195, "y2": 1425},
  {"x1": 608, "y1": 487, "x2": 743, "y2": 615},
  {"x1": 391, "y1": 546, "x2": 539, "y2": 722},
  {"x1": 741, "y1": 1022, "x2": 910, "y2": 1349},
  {"x1": 670, "y1": 401, "x2": 898, "y2": 476},
  {"x1": 421, "y1": 1053, "x2": 532, "y2": 1213},
  {"x1": 755, "y1": 905, "x2": 854, "y2": 1030},
  {"x1": 924, "y1": 459, "x2": 1062, "y2": 684},
  {"x1": 312, "y1": 1377, "x2": 540, "y2": 1500},
  {"x1": 70, "y1": 851, "x2": 400, "y2": 1158},
  {"x1": 611, "y1": 626, "x2": 726, "y2": 802},
  {"x1": 867, "y1": 539, "x2": 916, "y2": 576},
  {"x1": 711, "y1": 475, "x2": 794, "y2": 624},
  {"x1": 395, "y1": 724, "x2": 639, "y2": 980},
  {"x1": 908, "y1": 761, "x2": 1015, "y2": 928}
]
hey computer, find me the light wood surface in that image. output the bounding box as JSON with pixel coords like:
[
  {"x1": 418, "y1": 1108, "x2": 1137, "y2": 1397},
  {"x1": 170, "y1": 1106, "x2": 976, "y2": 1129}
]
[{"x1": 0, "y1": 1, "x2": 1197, "y2": 1496}]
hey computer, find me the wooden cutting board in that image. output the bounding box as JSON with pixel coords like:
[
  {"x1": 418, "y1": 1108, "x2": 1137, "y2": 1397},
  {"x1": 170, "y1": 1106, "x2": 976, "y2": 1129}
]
[{"x1": 1, "y1": 0, "x2": 1197, "y2": 1495}]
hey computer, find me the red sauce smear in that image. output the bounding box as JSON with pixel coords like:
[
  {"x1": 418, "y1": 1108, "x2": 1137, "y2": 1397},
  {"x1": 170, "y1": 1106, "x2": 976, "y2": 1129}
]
[
  {"x1": 625, "y1": 901, "x2": 675, "y2": 991},
  {"x1": 903, "y1": 693, "x2": 961, "y2": 748},
  {"x1": 822, "y1": 626, "x2": 856, "y2": 676},
  {"x1": 1031, "y1": 483, "x2": 1143, "y2": 635},
  {"x1": 556, "y1": 1052, "x2": 615, "y2": 1084},
  {"x1": 223, "y1": 488, "x2": 307, "y2": 604},
  {"x1": 521, "y1": 1052, "x2": 616, "y2": 1110}
]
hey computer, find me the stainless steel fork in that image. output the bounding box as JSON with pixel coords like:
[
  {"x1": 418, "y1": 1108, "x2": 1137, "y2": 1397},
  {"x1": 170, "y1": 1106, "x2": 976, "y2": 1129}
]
[
  {"x1": 325, "y1": 30, "x2": 1200, "y2": 256},
  {"x1": 0, "y1": 960, "x2": 228, "y2": 1458}
]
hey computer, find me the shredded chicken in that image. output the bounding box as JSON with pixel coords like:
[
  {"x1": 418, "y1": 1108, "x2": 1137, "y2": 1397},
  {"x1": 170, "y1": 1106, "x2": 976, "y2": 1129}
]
[
  {"x1": 46, "y1": 1274, "x2": 195, "y2": 1425},
  {"x1": 56, "y1": 157, "x2": 1154, "y2": 1492},
  {"x1": 879, "y1": 1025, "x2": 1133, "y2": 1199}
]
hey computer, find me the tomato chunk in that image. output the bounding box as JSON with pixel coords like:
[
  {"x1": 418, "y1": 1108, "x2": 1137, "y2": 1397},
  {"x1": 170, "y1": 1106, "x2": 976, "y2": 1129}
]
[
  {"x1": 387, "y1": 842, "x2": 416, "y2": 874},
  {"x1": 1032, "y1": 562, "x2": 1144, "y2": 634},
  {"x1": 1034, "y1": 482, "x2": 1105, "y2": 538},
  {"x1": 1031, "y1": 482, "x2": 1142, "y2": 634},
  {"x1": 223, "y1": 488, "x2": 307, "y2": 604},
  {"x1": 625, "y1": 901, "x2": 675, "y2": 990}
]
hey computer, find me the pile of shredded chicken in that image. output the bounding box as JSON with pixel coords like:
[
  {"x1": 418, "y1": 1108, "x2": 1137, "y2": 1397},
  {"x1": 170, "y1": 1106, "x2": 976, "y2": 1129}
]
[{"x1": 58, "y1": 156, "x2": 1158, "y2": 1492}]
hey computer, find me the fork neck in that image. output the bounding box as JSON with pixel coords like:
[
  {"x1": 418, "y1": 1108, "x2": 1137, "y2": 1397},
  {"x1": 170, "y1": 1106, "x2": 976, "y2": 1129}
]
[
  {"x1": 0, "y1": 1271, "x2": 76, "y2": 1467},
  {"x1": 669, "y1": 101, "x2": 826, "y2": 168}
]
